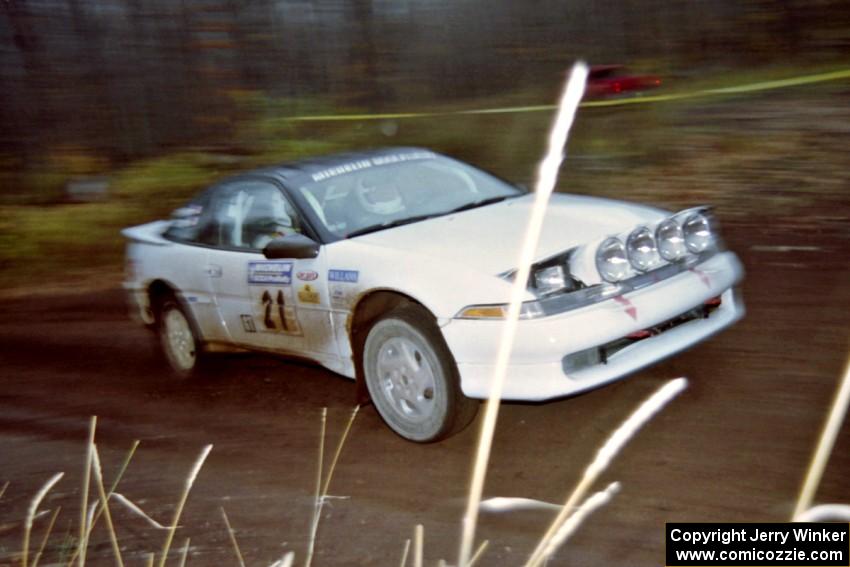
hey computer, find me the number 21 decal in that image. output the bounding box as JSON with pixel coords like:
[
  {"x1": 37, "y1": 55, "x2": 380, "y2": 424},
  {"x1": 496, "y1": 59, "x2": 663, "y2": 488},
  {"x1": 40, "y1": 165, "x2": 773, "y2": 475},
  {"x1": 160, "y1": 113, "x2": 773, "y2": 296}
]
[
  {"x1": 260, "y1": 290, "x2": 290, "y2": 331},
  {"x1": 249, "y1": 287, "x2": 301, "y2": 336}
]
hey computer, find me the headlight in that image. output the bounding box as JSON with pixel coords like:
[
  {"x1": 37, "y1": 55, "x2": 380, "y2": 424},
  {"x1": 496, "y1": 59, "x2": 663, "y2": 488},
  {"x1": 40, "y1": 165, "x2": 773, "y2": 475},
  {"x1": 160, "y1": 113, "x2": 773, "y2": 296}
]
[
  {"x1": 533, "y1": 265, "x2": 567, "y2": 296},
  {"x1": 683, "y1": 212, "x2": 716, "y2": 253},
  {"x1": 595, "y1": 237, "x2": 632, "y2": 282},
  {"x1": 655, "y1": 218, "x2": 687, "y2": 261},
  {"x1": 502, "y1": 249, "x2": 581, "y2": 297},
  {"x1": 626, "y1": 226, "x2": 660, "y2": 271}
]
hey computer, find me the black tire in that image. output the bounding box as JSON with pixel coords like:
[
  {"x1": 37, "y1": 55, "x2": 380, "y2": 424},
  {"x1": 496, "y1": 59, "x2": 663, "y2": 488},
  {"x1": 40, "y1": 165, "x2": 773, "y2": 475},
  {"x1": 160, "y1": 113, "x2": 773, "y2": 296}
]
[
  {"x1": 363, "y1": 305, "x2": 478, "y2": 442},
  {"x1": 156, "y1": 297, "x2": 205, "y2": 379}
]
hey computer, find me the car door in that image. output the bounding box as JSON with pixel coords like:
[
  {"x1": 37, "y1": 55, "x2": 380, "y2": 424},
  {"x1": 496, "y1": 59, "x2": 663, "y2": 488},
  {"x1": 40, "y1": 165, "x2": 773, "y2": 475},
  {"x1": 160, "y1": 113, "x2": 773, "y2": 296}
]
[
  {"x1": 202, "y1": 178, "x2": 339, "y2": 360},
  {"x1": 158, "y1": 194, "x2": 229, "y2": 343}
]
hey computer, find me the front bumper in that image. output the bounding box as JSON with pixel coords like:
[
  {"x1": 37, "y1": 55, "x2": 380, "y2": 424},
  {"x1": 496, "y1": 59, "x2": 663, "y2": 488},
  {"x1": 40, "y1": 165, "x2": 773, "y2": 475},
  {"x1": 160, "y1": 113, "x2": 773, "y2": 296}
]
[{"x1": 442, "y1": 251, "x2": 744, "y2": 401}]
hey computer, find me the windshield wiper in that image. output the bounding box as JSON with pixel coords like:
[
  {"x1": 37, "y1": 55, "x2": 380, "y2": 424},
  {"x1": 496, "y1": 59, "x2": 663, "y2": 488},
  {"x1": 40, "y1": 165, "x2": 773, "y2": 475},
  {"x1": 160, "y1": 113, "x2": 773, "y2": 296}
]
[
  {"x1": 345, "y1": 195, "x2": 519, "y2": 238},
  {"x1": 346, "y1": 214, "x2": 439, "y2": 238},
  {"x1": 446, "y1": 194, "x2": 516, "y2": 214}
]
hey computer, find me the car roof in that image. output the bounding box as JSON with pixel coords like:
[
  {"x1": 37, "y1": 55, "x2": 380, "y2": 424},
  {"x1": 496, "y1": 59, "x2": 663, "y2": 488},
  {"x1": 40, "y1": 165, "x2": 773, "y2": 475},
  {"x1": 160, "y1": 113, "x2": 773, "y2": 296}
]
[
  {"x1": 208, "y1": 146, "x2": 441, "y2": 244},
  {"x1": 251, "y1": 146, "x2": 438, "y2": 188}
]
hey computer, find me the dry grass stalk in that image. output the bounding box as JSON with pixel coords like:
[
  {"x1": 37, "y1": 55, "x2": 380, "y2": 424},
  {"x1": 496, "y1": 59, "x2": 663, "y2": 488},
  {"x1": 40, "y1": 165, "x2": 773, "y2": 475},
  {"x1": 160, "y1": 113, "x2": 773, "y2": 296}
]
[
  {"x1": 305, "y1": 407, "x2": 327, "y2": 567},
  {"x1": 67, "y1": 500, "x2": 98, "y2": 567},
  {"x1": 588, "y1": 379, "x2": 687, "y2": 478},
  {"x1": 539, "y1": 482, "x2": 620, "y2": 564},
  {"x1": 306, "y1": 406, "x2": 359, "y2": 567},
  {"x1": 77, "y1": 416, "x2": 97, "y2": 567},
  {"x1": 91, "y1": 446, "x2": 124, "y2": 567},
  {"x1": 157, "y1": 444, "x2": 213, "y2": 567},
  {"x1": 106, "y1": 441, "x2": 140, "y2": 494},
  {"x1": 0, "y1": 481, "x2": 9, "y2": 501},
  {"x1": 66, "y1": 440, "x2": 140, "y2": 566},
  {"x1": 84, "y1": 503, "x2": 97, "y2": 537},
  {"x1": 111, "y1": 493, "x2": 168, "y2": 530},
  {"x1": 457, "y1": 61, "x2": 589, "y2": 567},
  {"x1": 30, "y1": 505, "x2": 61, "y2": 567},
  {"x1": 269, "y1": 551, "x2": 295, "y2": 567},
  {"x1": 177, "y1": 537, "x2": 191, "y2": 567},
  {"x1": 398, "y1": 538, "x2": 411, "y2": 567},
  {"x1": 479, "y1": 497, "x2": 562, "y2": 513},
  {"x1": 795, "y1": 504, "x2": 850, "y2": 522},
  {"x1": 792, "y1": 355, "x2": 850, "y2": 520},
  {"x1": 413, "y1": 524, "x2": 423, "y2": 567},
  {"x1": 524, "y1": 378, "x2": 687, "y2": 567},
  {"x1": 467, "y1": 539, "x2": 489, "y2": 567},
  {"x1": 220, "y1": 507, "x2": 246, "y2": 567},
  {"x1": 22, "y1": 472, "x2": 64, "y2": 567},
  {"x1": 320, "y1": 405, "x2": 360, "y2": 497}
]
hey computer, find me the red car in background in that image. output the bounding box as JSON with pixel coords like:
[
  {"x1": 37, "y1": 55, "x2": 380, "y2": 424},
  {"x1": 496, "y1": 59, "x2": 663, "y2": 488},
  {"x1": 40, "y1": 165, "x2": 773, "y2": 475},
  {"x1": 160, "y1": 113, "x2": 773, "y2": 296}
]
[{"x1": 586, "y1": 65, "x2": 662, "y2": 98}]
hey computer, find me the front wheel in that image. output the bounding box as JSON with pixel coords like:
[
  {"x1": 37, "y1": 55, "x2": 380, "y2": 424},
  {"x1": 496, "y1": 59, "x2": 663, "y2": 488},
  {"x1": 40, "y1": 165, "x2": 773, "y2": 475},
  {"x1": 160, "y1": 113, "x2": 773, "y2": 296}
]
[{"x1": 363, "y1": 305, "x2": 478, "y2": 442}]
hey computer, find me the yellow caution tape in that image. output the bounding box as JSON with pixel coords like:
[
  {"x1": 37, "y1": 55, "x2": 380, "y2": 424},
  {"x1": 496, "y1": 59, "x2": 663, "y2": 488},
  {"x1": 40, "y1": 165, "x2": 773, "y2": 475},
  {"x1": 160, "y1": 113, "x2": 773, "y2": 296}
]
[{"x1": 286, "y1": 68, "x2": 850, "y2": 122}]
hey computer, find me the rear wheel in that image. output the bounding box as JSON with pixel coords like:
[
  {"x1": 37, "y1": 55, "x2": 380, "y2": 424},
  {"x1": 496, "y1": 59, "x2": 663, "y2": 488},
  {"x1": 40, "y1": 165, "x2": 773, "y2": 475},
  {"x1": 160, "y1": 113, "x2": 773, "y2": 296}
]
[
  {"x1": 363, "y1": 305, "x2": 478, "y2": 442},
  {"x1": 157, "y1": 298, "x2": 204, "y2": 378}
]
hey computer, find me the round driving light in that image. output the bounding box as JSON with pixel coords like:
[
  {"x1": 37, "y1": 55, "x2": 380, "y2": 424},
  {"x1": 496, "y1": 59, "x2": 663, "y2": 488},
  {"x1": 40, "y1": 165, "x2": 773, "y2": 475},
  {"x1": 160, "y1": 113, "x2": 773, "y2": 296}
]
[
  {"x1": 656, "y1": 218, "x2": 687, "y2": 261},
  {"x1": 683, "y1": 213, "x2": 716, "y2": 253},
  {"x1": 596, "y1": 237, "x2": 631, "y2": 282},
  {"x1": 626, "y1": 226, "x2": 660, "y2": 271}
]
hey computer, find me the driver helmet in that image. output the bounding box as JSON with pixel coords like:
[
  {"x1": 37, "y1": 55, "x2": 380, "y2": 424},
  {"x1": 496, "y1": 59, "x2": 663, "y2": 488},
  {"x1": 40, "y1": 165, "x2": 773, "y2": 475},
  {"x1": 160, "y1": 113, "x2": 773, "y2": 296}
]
[{"x1": 355, "y1": 172, "x2": 404, "y2": 216}]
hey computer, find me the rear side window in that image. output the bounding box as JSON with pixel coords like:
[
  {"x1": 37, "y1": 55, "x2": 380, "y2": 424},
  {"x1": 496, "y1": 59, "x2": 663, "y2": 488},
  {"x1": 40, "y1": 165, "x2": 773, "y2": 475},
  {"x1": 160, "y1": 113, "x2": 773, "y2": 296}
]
[{"x1": 164, "y1": 193, "x2": 210, "y2": 242}]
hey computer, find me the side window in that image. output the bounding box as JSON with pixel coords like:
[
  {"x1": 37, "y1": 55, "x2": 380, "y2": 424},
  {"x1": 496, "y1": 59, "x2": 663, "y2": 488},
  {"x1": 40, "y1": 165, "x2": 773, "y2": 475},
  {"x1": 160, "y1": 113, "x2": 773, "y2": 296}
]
[
  {"x1": 164, "y1": 193, "x2": 210, "y2": 243},
  {"x1": 198, "y1": 180, "x2": 302, "y2": 251}
]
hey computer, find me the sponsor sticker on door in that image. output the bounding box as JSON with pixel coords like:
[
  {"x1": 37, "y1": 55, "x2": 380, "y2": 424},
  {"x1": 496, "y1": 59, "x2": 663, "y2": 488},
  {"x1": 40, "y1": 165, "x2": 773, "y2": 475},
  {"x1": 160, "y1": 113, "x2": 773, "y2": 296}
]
[{"x1": 248, "y1": 261, "x2": 293, "y2": 285}]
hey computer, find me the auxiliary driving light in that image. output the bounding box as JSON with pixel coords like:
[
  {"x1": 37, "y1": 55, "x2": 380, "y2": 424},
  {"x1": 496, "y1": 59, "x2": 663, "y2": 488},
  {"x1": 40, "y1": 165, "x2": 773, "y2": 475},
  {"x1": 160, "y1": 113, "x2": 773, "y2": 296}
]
[
  {"x1": 656, "y1": 218, "x2": 687, "y2": 261},
  {"x1": 683, "y1": 212, "x2": 716, "y2": 253},
  {"x1": 626, "y1": 226, "x2": 660, "y2": 271},
  {"x1": 596, "y1": 237, "x2": 632, "y2": 282}
]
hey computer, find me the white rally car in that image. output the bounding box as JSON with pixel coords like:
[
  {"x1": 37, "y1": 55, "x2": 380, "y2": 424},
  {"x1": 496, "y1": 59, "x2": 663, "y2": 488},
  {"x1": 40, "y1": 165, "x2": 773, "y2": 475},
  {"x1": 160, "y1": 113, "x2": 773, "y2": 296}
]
[{"x1": 123, "y1": 147, "x2": 744, "y2": 442}]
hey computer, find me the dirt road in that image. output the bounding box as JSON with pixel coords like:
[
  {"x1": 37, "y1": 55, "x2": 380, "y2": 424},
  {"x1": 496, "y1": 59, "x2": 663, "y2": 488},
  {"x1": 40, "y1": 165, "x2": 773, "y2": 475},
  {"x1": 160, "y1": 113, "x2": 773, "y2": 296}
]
[
  {"x1": 2, "y1": 88, "x2": 850, "y2": 567},
  {"x1": 0, "y1": 219, "x2": 848, "y2": 567}
]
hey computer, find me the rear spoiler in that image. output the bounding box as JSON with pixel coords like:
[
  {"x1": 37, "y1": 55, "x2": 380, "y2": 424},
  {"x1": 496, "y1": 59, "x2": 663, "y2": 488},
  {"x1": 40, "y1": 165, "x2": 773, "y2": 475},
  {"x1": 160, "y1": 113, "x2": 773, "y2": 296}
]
[{"x1": 120, "y1": 220, "x2": 172, "y2": 246}]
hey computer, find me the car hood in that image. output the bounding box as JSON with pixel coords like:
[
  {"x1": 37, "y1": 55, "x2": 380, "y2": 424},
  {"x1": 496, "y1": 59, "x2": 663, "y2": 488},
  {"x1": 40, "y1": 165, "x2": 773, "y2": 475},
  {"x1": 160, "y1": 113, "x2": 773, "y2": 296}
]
[{"x1": 351, "y1": 193, "x2": 667, "y2": 275}]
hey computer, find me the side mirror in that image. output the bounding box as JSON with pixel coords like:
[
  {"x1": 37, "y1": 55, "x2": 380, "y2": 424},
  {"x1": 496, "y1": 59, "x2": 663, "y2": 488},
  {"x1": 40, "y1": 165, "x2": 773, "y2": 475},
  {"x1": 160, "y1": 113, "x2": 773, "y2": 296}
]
[{"x1": 263, "y1": 233, "x2": 320, "y2": 259}]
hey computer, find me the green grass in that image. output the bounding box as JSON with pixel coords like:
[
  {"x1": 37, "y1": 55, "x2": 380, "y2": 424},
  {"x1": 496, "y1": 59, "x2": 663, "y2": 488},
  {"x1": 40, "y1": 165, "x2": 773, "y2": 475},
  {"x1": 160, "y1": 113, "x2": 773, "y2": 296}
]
[{"x1": 0, "y1": 203, "x2": 138, "y2": 287}]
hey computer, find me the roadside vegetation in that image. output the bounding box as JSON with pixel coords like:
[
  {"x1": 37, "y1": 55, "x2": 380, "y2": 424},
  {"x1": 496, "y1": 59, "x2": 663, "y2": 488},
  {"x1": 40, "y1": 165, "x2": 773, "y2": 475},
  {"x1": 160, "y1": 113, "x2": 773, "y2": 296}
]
[
  {"x1": 0, "y1": 67, "x2": 848, "y2": 290},
  {"x1": 2, "y1": 381, "x2": 686, "y2": 566}
]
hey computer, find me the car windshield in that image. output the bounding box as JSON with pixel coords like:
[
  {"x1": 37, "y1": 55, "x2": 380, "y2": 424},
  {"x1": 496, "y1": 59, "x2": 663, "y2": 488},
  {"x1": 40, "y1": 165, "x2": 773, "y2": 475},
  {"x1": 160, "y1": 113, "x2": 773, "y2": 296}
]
[{"x1": 297, "y1": 153, "x2": 524, "y2": 238}]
